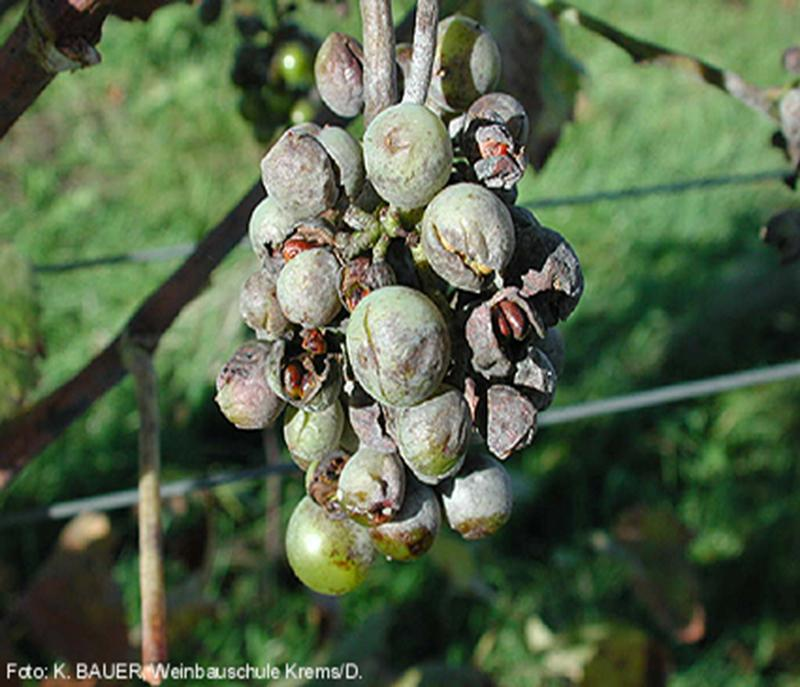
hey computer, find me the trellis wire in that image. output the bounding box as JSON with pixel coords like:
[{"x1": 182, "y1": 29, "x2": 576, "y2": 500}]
[
  {"x1": 1, "y1": 359, "x2": 798, "y2": 529},
  {"x1": 31, "y1": 168, "x2": 790, "y2": 274}
]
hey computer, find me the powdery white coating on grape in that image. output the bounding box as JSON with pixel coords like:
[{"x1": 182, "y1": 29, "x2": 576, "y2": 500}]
[
  {"x1": 370, "y1": 478, "x2": 441, "y2": 561},
  {"x1": 276, "y1": 248, "x2": 342, "y2": 328},
  {"x1": 284, "y1": 400, "x2": 345, "y2": 471},
  {"x1": 248, "y1": 196, "x2": 296, "y2": 261},
  {"x1": 440, "y1": 452, "x2": 513, "y2": 540},
  {"x1": 239, "y1": 264, "x2": 290, "y2": 341},
  {"x1": 285, "y1": 496, "x2": 374, "y2": 596},
  {"x1": 421, "y1": 183, "x2": 515, "y2": 292},
  {"x1": 345, "y1": 286, "x2": 451, "y2": 407},
  {"x1": 363, "y1": 103, "x2": 453, "y2": 210},
  {"x1": 336, "y1": 445, "x2": 406, "y2": 526},
  {"x1": 316, "y1": 126, "x2": 365, "y2": 201},
  {"x1": 428, "y1": 16, "x2": 501, "y2": 114},
  {"x1": 260, "y1": 125, "x2": 339, "y2": 219},
  {"x1": 314, "y1": 32, "x2": 364, "y2": 118},
  {"x1": 390, "y1": 386, "x2": 470, "y2": 484},
  {"x1": 215, "y1": 341, "x2": 285, "y2": 430}
]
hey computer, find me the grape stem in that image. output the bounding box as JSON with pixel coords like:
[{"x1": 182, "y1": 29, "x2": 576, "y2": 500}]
[
  {"x1": 403, "y1": 0, "x2": 438, "y2": 105},
  {"x1": 360, "y1": 0, "x2": 397, "y2": 125},
  {"x1": 121, "y1": 335, "x2": 168, "y2": 686}
]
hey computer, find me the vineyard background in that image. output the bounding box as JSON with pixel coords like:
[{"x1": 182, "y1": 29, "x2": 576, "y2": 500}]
[{"x1": 1, "y1": 0, "x2": 800, "y2": 685}]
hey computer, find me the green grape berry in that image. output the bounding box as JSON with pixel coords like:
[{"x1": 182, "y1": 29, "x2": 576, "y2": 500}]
[
  {"x1": 388, "y1": 385, "x2": 470, "y2": 485},
  {"x1": 428, "y1": 16, "x2": 501, "y2": 114},
  {"x1": 248, "y1": 196, "x2": 296, "y2": 262},
  {"x1": 336, "y1": 445, "x2": 406, "y2": 526},
  {"x1": 363, "y1": 103, "x2": 453, "y2": 210},
  {"x1": 276, "y1": 247, "x2": 342, "y2": 328},
  {"x1": 316, "y1": 126, "x2": 365, "y2": 201},
  {"x1": 440, "y1": 452, "x2": 513, "y2": 540},
  {"x1": 283, "y1": 399, "x2": 345, "y2": 471},
  {"x1": 285, "y1": 496, "x2": 374, "y2": 595},
  {"x1": 370, "y1": 478, "x2": 441, "y2": 561},
  {"x1": 421, "y1": 182, "x2": 515, "y2": 292},
  {"x1": 346, "y1": 286, "x2": 450, "y2": 407},
  {"x1": 272, "y1": 40, "x2": 314, "y2": 91}
]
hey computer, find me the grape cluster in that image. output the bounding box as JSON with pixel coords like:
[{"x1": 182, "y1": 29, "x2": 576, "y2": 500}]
[
  {"x1": 216, "y1": 14, "x2": 584, "y2": 596},
  {"x1": 229, "y1": 5, "x2": 318, "y2": 143}
]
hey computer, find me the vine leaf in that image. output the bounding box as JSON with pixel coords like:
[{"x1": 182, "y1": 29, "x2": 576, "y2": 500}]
[
  {"x1": 541, "y1": 0, "x2": 783, "y2": 122},
  {"x1": 760, "y1": 209, "x2": 800, "y2": 264},
  {"x1": 18, "y1": 513, "x2": 131, "y2": 665},
  {"x1": 0, "y1": 243, "x2": 43, "y2": 421},
  {"x1": 611, "y1": 504, "x2": 705, "y2": 644}
]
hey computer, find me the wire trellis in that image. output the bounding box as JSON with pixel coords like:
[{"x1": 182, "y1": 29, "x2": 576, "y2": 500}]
[{"x1": 1, "y1": 359, "x2": 798, "y2": 529}]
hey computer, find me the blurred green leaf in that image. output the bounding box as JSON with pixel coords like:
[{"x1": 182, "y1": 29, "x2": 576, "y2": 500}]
[{"x1": 0, "y1": 242, "x2": 42, "y2": 420}]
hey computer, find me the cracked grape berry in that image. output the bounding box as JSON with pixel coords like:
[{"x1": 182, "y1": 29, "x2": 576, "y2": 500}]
[
  {"x1": 336, "y1": 445, "x2": 406, "y2": 526},
  {"x1": 421, "y1": 182, "x2": 515, "y2": 292},
  {"x1": 363, "y1": 103, "x2": 453, "y2": 210},
  {"x1": 285, "y1": 496, "x2": 374, "y2": 595},
  {"x1": 346, "y1": 286, "x2": 450, "y2": 407},
  {"x1": 283, "y1": 399, "x2": 345, "y2": 471},
  {"x1": 370, "y1": 478, "x2": 441, "y2": 561},
  {"x1": 260, "y1": 123, "x2": 339, "y2": 219}
]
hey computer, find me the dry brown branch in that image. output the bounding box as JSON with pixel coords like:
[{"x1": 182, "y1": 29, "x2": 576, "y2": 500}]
[
  {"x1": 402, "y1": 0, "x2": 438, "y2": 105},
  {"x1": 360, "y1": 0, "x2": 397, "y2": 124},
  {"x1": 0, "y1": 182, "x2": 264, "y2": 490},
  {"x1": 122, "y1": 337, "x2": 168, "y2": 685},
  {"x1": 0, "y1": 0, "x2": 177, "y2": 139}
]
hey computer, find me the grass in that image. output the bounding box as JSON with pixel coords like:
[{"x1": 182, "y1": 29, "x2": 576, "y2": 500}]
[{"x1": 1, "y1": 0, "x2": 800, "y2": 685}]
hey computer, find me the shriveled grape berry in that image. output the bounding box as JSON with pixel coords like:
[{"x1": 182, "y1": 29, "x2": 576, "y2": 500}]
[
  {"x1": 440, "y1": 451, "x2": 513, "y2": 539},
  {"x1": 276, "y1": 247, "x2": 341, "y2": 328},
  {"x1": 283, "y1": 400, "x2": 345, "y2": 471},
  {"x1": 421, "y1": 183, "x2": 515, "y2": 292},
  {"x1": 346, "y1": 286, "x2": 450, "y2": 407},
  {"x1": 215, "y1": 341, "x2": 285, "y2": 429},
  {"x1": 266, "y1": 339, "x2": 342, "y2": 411},
  {"x1": 370, "y1": 478, "x2": 441, "y2": 561},
  {"x1": 336, "y1": 446, "x2": 406, "y2": 526},
  {"x1": 285, "y1": 496, "x2": 374, "y2": 596},
  {"x1": 363, "y1": 103, "x2": 453, "y2": 210},
  {"x1": 485, "y1": 384, "x2": 537, "y2": 460},
  {"x1": 388, "y1": 385, "x2": 470, "y2": 485},
  {"x1": 428, "y1": 16, "x2": 501, "y2": 114},
  {"x1": 240, "y1": 264, "x2": 290, "y2": 341},
  {"x1": 314, "y1": 32, "x2": 364, "y2": 118},
  {"x1": 460, "y1": 92, "x2": 529, "y2": 189},
  {"x1": 306, "y1": 451, "x2": 350, "y2": 516},
  {"x1": 260, "y1": 124, "x2": 338, "y2": 219}
]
